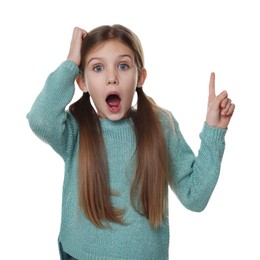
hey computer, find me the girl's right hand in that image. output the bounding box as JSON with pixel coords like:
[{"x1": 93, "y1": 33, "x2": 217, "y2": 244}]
[{"x1": 67, "y1": 27, "x2": 88, "y2": 66}]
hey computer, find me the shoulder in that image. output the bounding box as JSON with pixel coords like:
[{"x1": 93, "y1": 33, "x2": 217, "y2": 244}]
[{"x1": 157, "y1": 108, "x2": 178, "y2": 132}]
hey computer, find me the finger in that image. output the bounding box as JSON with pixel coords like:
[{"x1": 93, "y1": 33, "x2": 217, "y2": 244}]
[
  {"x1": 73, "y1": 27, "x2": 87, "y2": 39},
  {"x1": 82, "y1": 31, "x2": 88, "y2": 39},
  {"x1": 225, "y1": 103, "x2": 235, "y2": 116},
  {"x1": 221, "y1": 99, "x2": 232, "y2": 115},
  {"x1": 73, "y1": 27, "x2": 81, "y2": 38},
  {"x1": 208, "y1": 72, "x2": 216, "y2": 100},
  {"x1": 212, "y1": 90, "x2": 228, "y2": 110},
  {"x1": 220, "y1": 97, "x2": 229, "y2": 108}
]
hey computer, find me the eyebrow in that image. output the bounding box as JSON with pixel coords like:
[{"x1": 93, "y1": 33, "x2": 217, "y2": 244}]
[{"x1": 87, "y1": 54, "x2": 133, "y2": 65}]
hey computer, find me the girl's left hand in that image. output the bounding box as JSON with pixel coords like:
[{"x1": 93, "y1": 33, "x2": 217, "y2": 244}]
[{"x1": 206, "y1": 72, "x2": 235, "y2": 129}]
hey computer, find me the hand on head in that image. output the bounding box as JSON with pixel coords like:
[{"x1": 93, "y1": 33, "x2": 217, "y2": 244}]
[
  {"x1": 67, "y1": 27, "x2": 87, "y2": 66},
  {"x1": 206, "y1": 72, "x2": 235, "y2": 129}
]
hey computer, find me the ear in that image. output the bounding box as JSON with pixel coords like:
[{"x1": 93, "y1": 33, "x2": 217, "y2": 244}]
[
  {"x1": 137, "y1": 68, "x2": 147, "y2": 88},
  {"x1": 76, "y1": 75, "x2": 88, "y2": 92}
]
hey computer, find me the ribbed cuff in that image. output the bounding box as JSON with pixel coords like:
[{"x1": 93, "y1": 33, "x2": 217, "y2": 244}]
[
  {"x1": 200, "y1": 122, "x2": 227, "y2": 143},
  {"x1": 60, "y1": 60, "x2": 80, "y2": 80}
]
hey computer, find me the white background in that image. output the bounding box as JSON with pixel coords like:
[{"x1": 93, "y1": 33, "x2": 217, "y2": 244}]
[{"x1": 1, "y1": 0, "x2": 259, "y2": 259}]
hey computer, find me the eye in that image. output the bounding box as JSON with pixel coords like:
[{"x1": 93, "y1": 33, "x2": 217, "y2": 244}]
[
  {"x1": 118, "y1": 63, "x2": 129, "y2": 70},
  {"x1": 93, "y1": 65, "x2": 104, "y2": 72}
]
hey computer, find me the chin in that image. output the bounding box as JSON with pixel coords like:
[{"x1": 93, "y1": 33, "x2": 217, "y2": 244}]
[
  {"x1": 98, "y1": 106, "x2": 130, "y2": 121},
  {"x1": 105, "y1": 109, "x2": 131, "y2": 121},
  {"x1": 106, "y1": 114, "x2": 125, "y2": 121}
]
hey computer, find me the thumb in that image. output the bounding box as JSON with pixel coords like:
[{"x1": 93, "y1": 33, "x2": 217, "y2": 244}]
[{"x1": 211, "y1": 90, "x2": 228, "y2": 110}]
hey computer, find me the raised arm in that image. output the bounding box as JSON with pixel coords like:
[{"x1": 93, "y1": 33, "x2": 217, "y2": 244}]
[
  {"x1": 27, "y1": 27, "x2": 87, "y2": 159},
  {"x1": 168, "y1": 73, "x2": 235, "y2": 211}
]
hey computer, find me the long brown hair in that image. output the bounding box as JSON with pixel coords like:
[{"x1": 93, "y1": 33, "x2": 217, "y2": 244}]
[{"x1": 69, "y1": 24, "x2": 171, "y2": 228}]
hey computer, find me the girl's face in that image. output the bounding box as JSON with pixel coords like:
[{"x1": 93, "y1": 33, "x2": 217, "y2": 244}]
[{"x1": 79, "y1": 39, "x2": 146, "y2": 121}]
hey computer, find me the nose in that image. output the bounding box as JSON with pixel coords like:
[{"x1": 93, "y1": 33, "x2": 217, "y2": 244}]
[
  {"x1": 107, "y1": 78, "x2": 118, "y2": 85},
  {"x1": 106, "y1": 69, "x2": 118, "y2": 85}
]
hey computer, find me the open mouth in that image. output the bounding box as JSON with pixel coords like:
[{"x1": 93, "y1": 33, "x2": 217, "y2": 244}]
[{"x1": 106, "y1": 93, "x2": 121, "y2": 112}]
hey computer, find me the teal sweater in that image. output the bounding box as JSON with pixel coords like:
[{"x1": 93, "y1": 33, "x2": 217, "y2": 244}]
[{"x1": 27, "y1": 60, "x2": 226, "y2": 260}]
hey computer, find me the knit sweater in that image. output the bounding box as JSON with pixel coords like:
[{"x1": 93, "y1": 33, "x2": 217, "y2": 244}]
[{"x1": 27, "y1": 60, "x2": 226, "y2": 260}]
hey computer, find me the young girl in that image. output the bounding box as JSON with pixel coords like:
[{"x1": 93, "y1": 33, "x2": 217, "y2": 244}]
[{"x1": 27, "y1": 24, "x2": 235, "y2": 260}]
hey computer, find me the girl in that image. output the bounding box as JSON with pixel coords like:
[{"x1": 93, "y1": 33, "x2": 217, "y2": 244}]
[{"x1": 27, "y1": 25, "x2": 235, "y2": 260}]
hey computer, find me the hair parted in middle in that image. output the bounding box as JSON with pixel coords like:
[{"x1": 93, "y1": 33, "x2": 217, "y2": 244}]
[{"x1": 69, "y1": 24, "x2": 172, "y2": 228}]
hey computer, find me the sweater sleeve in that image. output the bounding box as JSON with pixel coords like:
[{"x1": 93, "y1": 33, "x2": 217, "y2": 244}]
[
  {"x1": 164, "y1": 112, "x2": 226, "y2": 212},
  {"x1": 26, "y1": 60, "x2": 79, "y2": 160}
]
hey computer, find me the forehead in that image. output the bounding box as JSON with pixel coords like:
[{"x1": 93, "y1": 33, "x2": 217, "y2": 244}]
[{"x1": 86, "y1": 39, "x2": 134, "y2": 60}]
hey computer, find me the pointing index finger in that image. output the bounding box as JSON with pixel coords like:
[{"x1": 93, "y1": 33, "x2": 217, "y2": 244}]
[{"x1": 209, "y1": 72, "x2": 216, "y2": 99}]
